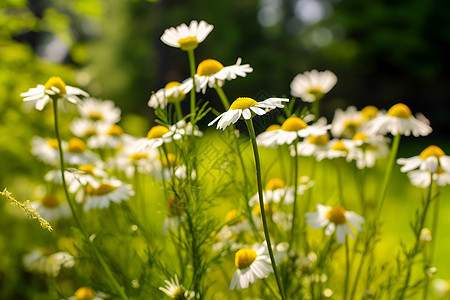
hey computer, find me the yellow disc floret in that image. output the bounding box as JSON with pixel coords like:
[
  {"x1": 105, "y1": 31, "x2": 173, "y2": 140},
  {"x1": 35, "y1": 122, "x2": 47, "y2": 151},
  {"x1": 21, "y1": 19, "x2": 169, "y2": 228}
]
[
  {"x1": 197, "y1": 59, "x2": 224, "y2": 76},
  {"x1": 74, "y1": 287, "x2": 95, "y2": 300},
  {"x1": 164, "y1": 81, "x2": 186, "y2": 103},
  {"x1": 387, "y1": 103, "x2": 412, "y2": 119},
  {"x1": 307, "y1": 87, "x2": 324, "y2": 99},
  {"x1": 88, "y1": 112, "x2": 103, "y2": 121},
  {"x1": 308, "y1": 134, "x2": 330, "y2": 146},
  {"x1": 225, "y1": 209, "x2": 245, "y2": 226},
  {"x1": 147, "y1": 125, "x2": 170, "y2": 140},
  {"x1": 419, "y1": 145, "x2": 446, "y2": 159},
  {"x1": 107, "y1": 125, "x2": 123, "y2": 136},
  {"x1": 44, "y1": 76, "x2": 67, "y2": 94},
  {"x1": 129, "y1": 153, "x2": 149, "y2": 161},
  {"x1": 266, "y1": 124, "x2": 281, "y2": 131},
  {"x1": 86, "y1": 183, "x2": 116, "y2": 196},
  {"x1": 47, "y1": 138, "x2": 60, "y2": 150},
  {"x1": 178, "y1": 36, "x2": 198, "y2": 51},
  {"x1": 326, "y1": 206, "x2": 346, "y2": 224},
  {"x1": 252, "y1": 203, "x2": 276, "y2": 218},
  {"x1": 361, "y1": 105, "x2": 379, "y2": 120},
  {"x1": 235, "y1": 248, "x2": 257, "y2": 269},
  {"x1": 281, "y1": 117, "x2": 307, "y2": 132},
  {"x1": 162, "y1": 153, "x2": 177, "y2": 168},
  {"x1": 265, "y1": 178, "x2": 285, "y2": 190},
  {"x1": 331, "y1": 140, "x2": 349, "y2": 152},
  {"x1": 230, "y1": 97, "x2": 258, "y2": 110},
  {"x1": 68, "y1": 138, "x2": 86, "y2": 153},
  {"x1": 41, "y1": 194, "x2": 60, "y2": 208},
  {"x1": 352, "y1": 132, "x2": 369, "y2": 141},
  {"x1": 78, "y1": 164, "x2": 95, "y2": 175}
]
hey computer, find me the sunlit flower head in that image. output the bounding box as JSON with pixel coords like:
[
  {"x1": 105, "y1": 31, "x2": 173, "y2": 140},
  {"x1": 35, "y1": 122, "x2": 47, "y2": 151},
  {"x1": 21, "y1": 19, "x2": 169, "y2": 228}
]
[
  {"x1": 159, "y1": 275, "x2": 196, "y2": 299},
  {"x1": 21, "y1": 76, "x2": 88, "y2": 111},
  {"x1": 397, "y1": 145, "x2": 450, "y2": 174},
  {"x1": 230, "y1": 241, "x2": 273, "y2": 290},
  {"x1": 290, "y1": 69, "x2": 337, "y2": 103},
  {"x1": 161, "y1": 20, "x2": 213, "y2": 51},
  {"x1": 78, "y1": 98, "x2": 121, "y2": 124},
  {"x1": 31, "y1": 137, "x2": 63, "y2": 167},
  {"x1": 88, "y1": 123, "x2": 126, "y2": 149},
  {"x1": 23, "y1": 248, "x2": 75, "y2": 277},
  {"x1": 208, "y1": 97, "x2": 289, "y2": 130},
  {"x1": 83, "y1": 178, "x2": 134, "y2": 211},
  {"x1": 305, "y1": 204, "x2": 364, "y2": 244},
  {"x1": 317, "y1": 139, "x2": 352, "y2": 161},
  {"x1": 70, "y1": 118, "x2": 100, "y2": 139},
  {"x1": 30, "y1": 194, "x2": 71, "y2": 221},
  {"x1": 69, "y1": 287, "x2": 106, "y2": 300},
  {"x1": 331, "y1": 106, "x2": 364, "y2": 139},
  {"x1": 64, "y1": 138, "x2": 99, "y2": 166},
  {"x1": 346, "y1": 132, "x2": 390, "y2": 169},
  {"x1": 365, "y1": 103, "x2": 432, "y2": 137},
  {"x1": 148, "y1": 79, "x2": 193, "y2": 109},
  {"x1": 45, "y1": 165, "x2": 106, "y2": 193},
  {"x1": 136, "y1": 125, "x2": 174, "y2": 151},
  {"x1": 195, "y1": 58, "x2": 253, "y2": 93},
  {"x1": 166, "y1": 120, "x2": 203, "y2": 140},
  {"x1": 295, "y1": 133, "x2": 331, "y2": 160},
  {"x1": 249, "y1": 178, "x2": 295, "y2": 206}
]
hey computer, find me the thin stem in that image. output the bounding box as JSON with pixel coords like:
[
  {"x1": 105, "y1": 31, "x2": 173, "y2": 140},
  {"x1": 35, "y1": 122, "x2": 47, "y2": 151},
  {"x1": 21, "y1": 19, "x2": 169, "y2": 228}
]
[
  {"x1": 52, "y1": 99, "x2": 128, "y2": 300},
  {"x1": 336, "y1": 158, "x2": 346, "y2": 207},
  {"x1": 312, "y1": 100, "x2": 320, "y2": 120},
  {"x1": 287, "y1": 142, "x2": 299, "y2": 254},
  {"x1": 214, "y1": 84, "x2": 230, "y2": 110},
  {"x1": 187, "y1": 49, "x2": 196, "y2": 124},
  {"x1": 375, "y1": 134, "x2": 401, "y2": 219},
  {"x1": 245, "y1": 119, "x2": 286, "y2": 300},
  {"x1": 174, "y1": 102, "x2": 183, "y2": 121},
  {"x1": 344, "y1": 239, "x2": 350, "y2": 300}
]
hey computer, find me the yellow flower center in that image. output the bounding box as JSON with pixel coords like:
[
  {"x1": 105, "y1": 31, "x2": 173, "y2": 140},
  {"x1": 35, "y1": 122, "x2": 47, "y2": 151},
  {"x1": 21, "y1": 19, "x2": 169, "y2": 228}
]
[
  {"x1": 331, "y1": 140, "x2": 349, "y2": 152},
  {"x1": 326, "y1": 206, "x2": 346, "y2": 224},
  {"x1": 225, "y1": 209, "x2": 245, "y2": 226},
  {"x1": 41, "y1": 194, "x2": 60, "y2": 208},
  {"x1": 281, "y1": 117, "x2": 307, "y2": 132},
  {"x1": 68, "y1": 138, "x2": 86, "y2": 153},
  {"x1": 85, "y1": 129, "x2": 97, "y2": 136},
  {"x1": 306, "y1": 88, "x2": 324, "y2": 99},
  {"x1": 265, "y1": 178, "x2": 285, "y2": 190},
  {"x1": 419, "y1": 145, "x2": 446, "y2": 160},
  {"x1": 252, "y1": 203, "x2": 276, "y2": 218},
  {"x1": 44, "y1": 76, "x2": 67, "y2": 94},
  {"x1": 86, "y1": 183, "x2": 116, "y2": 196},
  {"x1": 266, "y1": 124, "x2": 281, "y2": 131},
  {"x1": 172, "y1": 288, "x2": 186, "y2": 299},
  {"x1": 178, "y1": 36, "x2": 198, "y2": 51},
  {"x1": 196, "y1": 59, "x2": 224, "y2": 76},
  {"x1": 361, "y1": 105, "x2": 379, "y2": 120},
  {"x1": 308, "y1": 134, "x2": 330, "y2": 146},
  {"x1": 165, "y1": 81, "x2": 181, "y2": 90},
  {"x1": 387, "y1": 103, "x2": 412, "y2": 118},
  {"x1": 162, "y1": 153, "x2": 177, "y2": 168},
  {"x1": 352, "y1": 132, "x2": 368, "y2": 141},
  {"x1": 164, "y1": 81, "x2": 186, "y2": 103},
  {"x1": 74, "y1": 287, "x2": 95, "y2": 300},
  {"x1": 343, "y1": 120, "x2": 361, "y2": 132},
  {"x1": 107, "y1": 124, "x2": 123, "y2": 136},
  {"x1": 235, "y1": 248, "x2": 257, "y2": 269},
  {"x1": 129, "y1": 153, "x2": 149, "y2": 161},
  {"x1": 230, "y1": 97, "x2": 258, "y2": 110},
  {"x1": 78, "y1": 164, "x2": 95, "y2": 175},
  {"x1": 47, "y1": 138, "x2": 60, "y2": 150},
  {"x1": 88, "y1": 112, "x2": 103, "y2": 121},
  {"x1": 147, "y1": 125, "x2": 170, "y2": 140}
]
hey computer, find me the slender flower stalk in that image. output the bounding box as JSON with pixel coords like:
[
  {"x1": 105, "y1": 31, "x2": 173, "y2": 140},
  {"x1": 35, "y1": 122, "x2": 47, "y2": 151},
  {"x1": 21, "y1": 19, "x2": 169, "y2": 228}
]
[
  {"x1": 174, "y1": 102, "x2": 183, "y2": 121},
  {"x1": 52, "y1": 98, "x2": 128, "y2": 300},
  {"x1": 344, "y1": 239, "x2": 350, "y2": 300},
  {"x1": 287, "y1": 142, "x2": 299, "y2": 256},
  {"x1": 214, "y1": 85, "x2": 230, "y2": 110},
  {"x1": 187, "y1": 49, "x2": 197, "y2": 124},
  {"x1": 245, "y1": 118, "x2": 286, "y2": 300}
]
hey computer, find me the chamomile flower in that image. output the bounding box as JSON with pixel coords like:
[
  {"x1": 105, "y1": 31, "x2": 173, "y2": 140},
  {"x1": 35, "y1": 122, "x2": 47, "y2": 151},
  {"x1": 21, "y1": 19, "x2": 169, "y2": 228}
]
[
  {"x1": 23, "y1": 248, "x2": 75, "y2": 277},
  {"x1": 83, "y1": 178, "x2": 134, "y2": 211},
  {"x1": 249, "y1": 178, "x2": 295, "y2": 206},
  {"x1": 317, "y1": 139, "x2": 352, "y2": 161},
  {"x1": 208, "y1": 97, "x2": 289, "y2": 130},
  {"x1": 365, "y1": 103, "x2": 432, "y2": 137},
  {"x1": 331, "y1": 106, "x2": 363, "y2": 139},
  {"x1": 45, "y1": 164, "x2": 105, "y2": 193},
  {"x1": 195, "y1": 58, "x2": 253, "y2": 93},
  {"x1": 159, "y1": 275, "x2": 196, "y2": 299},
  {"x1": 161, "y1": 20, "x2": 213, "y2": 51},
  {"x1": 68, "y1": 287, "x2": 106, "y2": 300},
  {"x1": 295, "y1": 133, "x2": 331, "y2": 160},
  {"x1": 64, "y1": 138, "x2": 99, "y2": 166},
  {"x1": 346, "y1": 132, "x2": 390, "y2": 169},
  {"x1": 30, "y1": 194, "x2": 71, "y2": 221},
  {"x1": 290, "y1": 69, "x2": 337, "y2": 103},
  {"x1": 88, "y1": 124, "x2": 126, "y2": 149},
  {"x1": 230, "y1": 242, "x2": 273, "y2": 290},
  {"x1": 406, "y1": 169, "x2": 450, "y2": 188},
  {"x1": 21, "y1": 76, "x2": 88, "y2": 111},
  {"x1": 31, "y1": 137, "x2": 64, "y2": 167},
  {"x1": 305, "y1": 204, "x2": 364, "y2": 244},
  {"x1": 78, "y1": 98, "x2": 121, "y2": 124},
  {"x1": 70, "y1": 118, "x2": 99, "y2": 139},
  {"x1": 136, "y1": 125, "x2": 174, "y2": 150},
  {"x1": 148, "y1": 79, "x2": 193, "y2": 109},
  {"x1": 397, "y1": 145, "x2": 450, "y2": 174},
  {"x1": 166, "y1": 120, "x2": 203, "y2": 140}
]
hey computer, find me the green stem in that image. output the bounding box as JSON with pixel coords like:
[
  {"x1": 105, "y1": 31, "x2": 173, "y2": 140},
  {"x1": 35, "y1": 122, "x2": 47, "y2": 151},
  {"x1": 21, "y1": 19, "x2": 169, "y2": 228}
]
[
  {"x1": 344, "y1": 239, "x2": 350, "y2": 300},
  {"x1": 187, "y1": 49, "x2": 196, "y2": 124},
  {"x1": 52, "y1": 99, "x2": 128, "y2": 300},
  {"x1": 214, "y1": 84, "x2": 230, "y2": 110},
  {"x1": 245, "y1": 119, "x2": 286, "y2": 300},
  {"x1": 375, "y1": 134, "x2": 401, "y2": 219},
  {"x1": 174, "y1": 101, "x2": 183, "y2": 121},
  {"x1": 336, "y1": 158, "x2": 346, "y2": 207},
  {"x1": 312, "y1": 100, "x2": 320, "y2": 120}
]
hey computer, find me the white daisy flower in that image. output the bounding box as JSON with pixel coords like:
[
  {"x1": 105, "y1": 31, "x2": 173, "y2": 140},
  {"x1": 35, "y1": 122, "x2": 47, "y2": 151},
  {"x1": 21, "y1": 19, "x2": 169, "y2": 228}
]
[
  {"x1": 397, "y1": 145, "x2": 450, "y2": 174},
  {"x1": 331, "y1": 106, "x2": 364, "y2": 139},
  {"x1": 406, "y1": 169, "x2": 450, "y2": 188},
  {"x1": 78, "y1": 97, "x2": 121, "y2": 124},
  {"x1": 83, "y1": 178, "x2": 134, "y2": 211},
  {"x1": 70, "y1": 118, "x2": 100, "y2": 138},
  {"x1": 88, "y1": 124, "x2": 126, "y2": 149},
  {"x1": 31, "y1": 137, "x2": 64, "y2": 167},
  {"x1": 230, "y1": 241, "x2": 273, "y2": 290},
  {"x1": 317, "y1": 139, "x2": 352, "y2": 161},
  {"x1": 249, "y1": 178, "x2": 295, "y2": 206},
  {"x1": 135, "y1": 125, "x2": 174, "y2": 150},
  {"x1": 305, "y1": 204, "x2": 364, "y2": 244},
  {"x1": 256, "y1": 124, "x2": 282, "y2": 148},
  {"x1": 257, "y1": 116, "x2": 330, "y2": 147},
  {"x1": 195, "y1": 58, "x2": 253, "y2": 93},
  {"x1": 68, "y1": 287, "x2": 107, "y2": 300},
  {"x1": 23, "y1": 248, "x2": 75, "y2": 277},
  {"x1": 166, "y1": 120, "x2": 203, "y2": 140},
  {"x1": 161, "y1": 20, "x2": 213, "y2": 51},
  {"x1": 346, "y1": 132, "x2": 390, "y2": 169},
  {"x1": 433, "y1": 279, "x2": 450, "y2": 297},
  {"x1": 45, "y1": 164, "x2": 105, "y2": 193},
  {"x1": 159, "y1": 275, "x2": 196, "y2": 299},
  {"x1": 148, "y1": 79, "x2": 193, "y2": 109},
  {"x1": 365, "y1": 103, "x2": 432, "y2": 137},
  {"x1": 295, "y1": 133, "x2": 330, "y2": 160},
  {"x1": 290, "y1": 69, "x2": 337, "y2": 103},
  {"x1": 208, "y1": 97, "x2": 289, "y2": 130},
  {"x1": 64, "y1": 138, "x2": 99, "y2": 166},
  {"x1": 30, "y1": 194, "x2": 71, "y2": 221},
  {"x1": 21, "y1": 76, "x2": 88, "y2": 111}
]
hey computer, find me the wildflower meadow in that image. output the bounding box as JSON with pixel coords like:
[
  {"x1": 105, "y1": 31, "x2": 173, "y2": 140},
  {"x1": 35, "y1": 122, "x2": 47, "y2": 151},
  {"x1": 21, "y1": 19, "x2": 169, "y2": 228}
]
[{"x1": 2, "y1": 1, "x2": 450, "y2": 300}]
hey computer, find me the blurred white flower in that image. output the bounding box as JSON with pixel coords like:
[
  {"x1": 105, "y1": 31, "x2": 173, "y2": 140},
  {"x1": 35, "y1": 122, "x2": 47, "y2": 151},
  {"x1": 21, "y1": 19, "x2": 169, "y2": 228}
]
[
  {"x1": 161, "y1": 20, "x2": 213, "y2": 51},
  {"x1": 290, "y1": 69, "x2": 337, "y2": 103},
  {"x1": 159, "y1": 275, "x2": 196, "y2": 299},
  {"x1": 30, "y1": 194, "x2": 71, "y2": 221},
  {"x1": 148, "y1": 79, "x2": 193, "y2": 109},
  {"x1": 83, "y1": 178, "x2": 134, "y2": 211},
  {"x1": 78, "y1": 98, "x2": 121, "y2": 124},
  {"x1": 23, "y1": 248, "x2": 75, "y2": 277}
]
